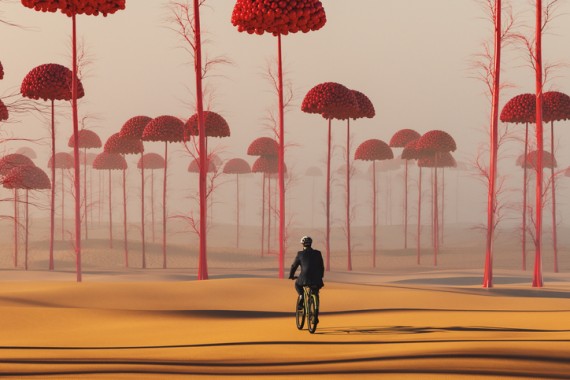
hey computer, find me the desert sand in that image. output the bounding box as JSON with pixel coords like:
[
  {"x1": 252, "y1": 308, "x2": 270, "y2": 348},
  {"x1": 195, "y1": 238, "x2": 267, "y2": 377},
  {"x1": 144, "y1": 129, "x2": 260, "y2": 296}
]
[{"x1": 1, "y1": 220, "x2": 570, "y2": 379}]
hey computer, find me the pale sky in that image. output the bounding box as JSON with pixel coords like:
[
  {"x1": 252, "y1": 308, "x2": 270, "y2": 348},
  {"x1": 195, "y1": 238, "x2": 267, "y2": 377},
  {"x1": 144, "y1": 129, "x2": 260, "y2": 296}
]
[{"x1": 2, "y1": 1, "x2": 570, "y2": 235}]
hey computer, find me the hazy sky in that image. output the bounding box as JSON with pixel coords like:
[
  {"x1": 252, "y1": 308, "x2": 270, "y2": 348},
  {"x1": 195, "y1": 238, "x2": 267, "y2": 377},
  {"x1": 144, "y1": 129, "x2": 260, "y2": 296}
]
[{"x1": 2, "y1": 1, "x2": 570, "y2": 232}]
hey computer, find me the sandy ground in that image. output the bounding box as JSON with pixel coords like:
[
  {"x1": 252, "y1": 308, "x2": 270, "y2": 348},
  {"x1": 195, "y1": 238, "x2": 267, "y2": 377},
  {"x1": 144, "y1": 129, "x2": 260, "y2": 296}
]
[{"x1": 1, "y1": 220, "x2": 570, "y2": 378}]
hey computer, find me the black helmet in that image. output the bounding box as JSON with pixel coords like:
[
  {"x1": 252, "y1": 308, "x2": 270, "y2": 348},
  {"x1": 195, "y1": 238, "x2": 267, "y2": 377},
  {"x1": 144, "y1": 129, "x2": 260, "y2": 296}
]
[{"x1": 300, "y1": 236, "x2": 313, "y2": 247}]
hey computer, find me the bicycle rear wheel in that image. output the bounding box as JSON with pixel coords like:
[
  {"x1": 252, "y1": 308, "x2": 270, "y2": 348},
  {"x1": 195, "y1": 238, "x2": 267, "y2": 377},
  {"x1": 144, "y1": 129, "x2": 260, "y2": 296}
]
[
  {"x1": 295, "y1": 297, "x2": 305, "y2": 330},
  {"x1": 307, "y1": 294, "x2": 318, "y2": 333}
]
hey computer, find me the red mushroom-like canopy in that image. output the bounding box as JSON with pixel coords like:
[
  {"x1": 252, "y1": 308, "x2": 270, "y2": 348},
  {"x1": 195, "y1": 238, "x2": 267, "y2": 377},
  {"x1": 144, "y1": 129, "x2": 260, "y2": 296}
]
[
  {"x1": 48, "y1": 152, "x2": 74, "y2": 169},
  {"x1": 305, "y1": 166, "x2": 322, "y2": 177},
  {"x1": 21, "y1": 63, "x2": 84, "y2": 101},
  {"x1": 184, "y1": 111, "x2": 231, "y2": 140},
  {"x1": 543, "y1": 91, "x2": 570, "y2": 123},
  {"x1": 247, "y1": 137, "x2": 279, "y2": 156},
  {"x1": 223, "y1": 158, "x2": 251, "y2": 174},
  {"x1": 142, "y1": 115, "x2": 185, "y2": 143},
  {"x1": 188, "y1": 158, "x2": 216, "y2": 173},
  {"x1": 418, "y1": 152, "x2": 457, "y2": 168},
  {"x1": 252, "y1": 156, "x2": 282, "y2": 174},
  {"x1": 2, "y1": 165, "x2": 50, "y2": 190},
  {"x1": 16, "y1": 147, "x2": 37, "y2": 159},
  {"x1": 500, "y1": 93, "x2": 537, "y2": 124},
  {"x1": 231, "y1": 0, "x2": 326, "y2": 36},
  {"x1": 68, "y1": 129, "x2": 102, "y2": 149},
  {"x1": 523, "y1": 150, "x2": 557, "y2": 169},
  {"x1": 104, "y1": 133, "x2": 144, "y2": 155},
  {"x1": 21, "y1": 0, "x2": 126, "y2": 17},
  {"x1": 119, "y1": 115, "x2": 152, "y2": 140},
  {"x1": 0, "y1": 154, "x2": 35, "y2": 176},
  {"x1": 301, "y1": 82, "x2": 359, "y2": 120},
  {"x1": 92, "y1": 152, "x2": 127, "y2": 171},
  {"x1": 416, "y1": 130, "x2": 456, "y2": 153},
  {"x1": 389, "y1": 129, "x2": 422, "y2": 148},
  {"x1": 354, "y1": 139, "x2": 393, "y2": 161},
  {"x1": 0, "y1": 99, "x2": 8, "y2": 121},
  {"x1": 350, "y1": 90, "x2": 375, "y2": 119},
  {"x1": 137, "y1": 153, "x2": 165, "y2": 170}
]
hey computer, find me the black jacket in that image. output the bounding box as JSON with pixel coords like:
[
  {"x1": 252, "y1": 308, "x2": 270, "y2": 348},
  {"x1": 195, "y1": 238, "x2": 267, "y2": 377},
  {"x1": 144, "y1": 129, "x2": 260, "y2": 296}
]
[{"x1": 289, "y1": 248, "x2": 324, "y2": 287}]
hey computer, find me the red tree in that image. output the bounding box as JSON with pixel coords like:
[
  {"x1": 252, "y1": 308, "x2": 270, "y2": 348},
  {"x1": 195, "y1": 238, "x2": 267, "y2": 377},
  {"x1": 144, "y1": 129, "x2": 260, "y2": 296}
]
[
  {"x1": 223, "y1": 158, "x2": 251, "y2": 248},
  {"x1": 138, "y1": 153, "x2": 165, "y2": 244},
  {"x1": 48, "y1": 152, "x2": 74, "y2": 241}
]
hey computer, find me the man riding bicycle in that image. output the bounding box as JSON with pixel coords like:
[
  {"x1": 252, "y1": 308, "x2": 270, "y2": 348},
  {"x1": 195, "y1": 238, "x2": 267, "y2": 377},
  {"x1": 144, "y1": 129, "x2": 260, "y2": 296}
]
[{"x1": 289, "y1": 236, "x2": 324, "y2": 317}]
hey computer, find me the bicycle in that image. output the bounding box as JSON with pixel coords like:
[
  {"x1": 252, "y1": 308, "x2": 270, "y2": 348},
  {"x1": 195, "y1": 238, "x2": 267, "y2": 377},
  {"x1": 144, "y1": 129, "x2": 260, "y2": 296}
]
[{"x1": 295, "y1": 284, "x2": 320, "y2": 334}]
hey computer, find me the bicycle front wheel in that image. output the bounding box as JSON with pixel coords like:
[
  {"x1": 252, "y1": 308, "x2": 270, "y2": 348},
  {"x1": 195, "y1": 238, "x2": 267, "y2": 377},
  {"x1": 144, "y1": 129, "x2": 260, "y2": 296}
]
[
  {"x1": 295, "y1": 298, "x2": 305, "y2": 330},
  {"x1": 307, "y1": 294, "x2": 318, "y2": 334}
]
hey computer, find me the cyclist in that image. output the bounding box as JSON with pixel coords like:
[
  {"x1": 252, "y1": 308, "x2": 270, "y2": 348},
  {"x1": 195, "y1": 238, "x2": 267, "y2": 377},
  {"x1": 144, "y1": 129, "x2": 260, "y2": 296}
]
[{"x1": 288, "y1": 236, "x2": 324, "y2": 319}]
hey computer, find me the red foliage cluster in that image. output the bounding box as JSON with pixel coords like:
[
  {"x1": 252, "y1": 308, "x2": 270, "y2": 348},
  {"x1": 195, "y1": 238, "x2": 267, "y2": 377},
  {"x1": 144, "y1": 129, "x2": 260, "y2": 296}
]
[
  {"x1": 2, "y1": 165, "x2": 50, "y2": 190},
  {"x1": 543, "y1": 91, "x2": 570, "y2": 123},
  {"x1": 231, "y1": 0, "x2": 326, "y2": 36},
  {"x1": 417, "y1": 152, "x2": 456, "y2": 168},
  {"x1": 104, "y1": 133, "x2": 143, "y2": 155},
  {"x1": 301, "y1": 82, "x2": 358, "y2": 120},
  {"x1": 68, "y1": 129, "x2": 101, "y2": 149},
  {"x1": 400, "y1": 140, "x2": 420, "y2": 160},
  {"x1": 16, "y1": 147, "x2": 37, "y2": 159},
  {"x1": 247, "y1": 137, "x2": 279, "y2": 156},
  {"x1": 389, "y1": 129, "x2": 421, "y2": 148},
  {"x1": 188, "y1": 158, "x2": 216, "y2": 173},
  {"x1": 305, "y1": 166, "x2": 322, "y2": 176},
  {"x1": 354, "y1": 139, "x2": 393, "y2": 161},
  {"x1": 523, "y1": 150, "x2": 556, "y2": 169},
  {"x1": 500, "y1": 93, "x2": 537, "y2": 124},
  {"x1": 0, "y1": 61, "x2": 4, "y2": 80},
  {"x1": 142, "y1": 115, "x2": 184, "y2": 143},
  {"x1": 21, "y1": 0, "x2": 126, "y2": 17},
  {"x1": 138, "y1": 153, "x2": 165, "y2": 170},
  {"x1": 416, "y1": 130, "x2": 456, "y2": 153},
  {"x1": 350, "y1": 90, "x2": 375, "y2": 119},
  {"x1": 0, "y1": 100, "x2": 8, "y2": 121},
  {"x1": 223, "y1": 158, "x2": 251, "y2": 174},
  {"x1": 48, "y1": 152, "x2": 73, "y2": 169},
  {"x1": 0, "y1": 154, "x2": 35, "y2": 176},
  {"x1": 119, "y1": 116, "x2": 152, "y2": 140},
  {"x1": 21, "y1": 63, "x2": 84, "y2": 101},
  {"x1": 92, "y1": 152, "x2": 127, "y2": 170},
  {"x1": 252, "y1": 156, "x2": 280, "y2": 174},
  {"x1": 185, "y1": 111, "x2": 231, "y2": 140}
]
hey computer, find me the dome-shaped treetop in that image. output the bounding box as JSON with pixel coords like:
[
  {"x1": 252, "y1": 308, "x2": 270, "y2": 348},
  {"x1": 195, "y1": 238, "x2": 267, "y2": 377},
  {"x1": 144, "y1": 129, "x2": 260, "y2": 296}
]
[
  {"x1": 22, "y1": 0, "x2": 126, "y2": 17},
  {"x1": 48, "y1": 152, "x2": 74, "y2": 169},
  {"x1": 223, "y1": 158, "x2": 251, "y2": 174},
  {"x1": 389, "y1": 129, "x2": 421, "y2": 148},
  {"x1": 231, "y1": 0, "x2": 326, "y2": 36},
  {"x1": 418, "y1": 151, "x2": 457, "y2": 168},
  {"x1": 119, "y1": 116, "x2": 152, "y2": 140},
  {"x1": 68, "y1": 129, "x2": 102, "y2": 149},
  {"x1": 354, "y1": 139, "x2": 393, "y2": 161},
  {"x1": 523, "y1": 150, "x2": 557, "y2": 169},
  {"x1": 500, "y1": 93, "x2": 538, "y2": 124},
  {"x1": 2, "y1": 165, "x2": 50, "y2": 190},
  {"x1": 142, "y1": 115, "x2": 185, "y2": 143},
  {"x1": 350, "y1": 90, "x2": 375, "y2": 119},
  {"x1": 138, "y1": 153, "x2": 165, "y2": 170},
  {"x1": 252, "y1": 155, "x2": 283, "y2": 174},
  {"x1": 104, "y1": 133, "x2": 143, "y2": 155},
  {"x1": 21, "y1": 63, "x2": 84, "y2": 101},
  {"x1": 188, "y1": 158, "x2": 216, "y2": 173},
  {"x1": 416, "y1": 130, "x2": 456, "y2": 153},
  {"x1": 185, "y1": 111, "x2": 231, "y2": 140},
  {"x1": 0, "y1": 154, "x2": 35, "y2": 176},
  {"x1": 92, "y1": 152, "x2": 127, "y2": 170},
  {"x1": 0, "y1": 100, "x2": 8, "y2": 121},
  {"x1": 301, "y1": 82, "x2": 359, "y2": 120},
  {"x1": 16, "y1": 147, "x2": 37, "y2": 159},
  {"x1": 247, "y1": 137, "x2": 279, "y2": 156},
  {"x1": 543, "y1": 91, "x2": 570, "y2": 123},
  {"x1": 305, "y1": 166, "x2": 322, "y2": 177}
]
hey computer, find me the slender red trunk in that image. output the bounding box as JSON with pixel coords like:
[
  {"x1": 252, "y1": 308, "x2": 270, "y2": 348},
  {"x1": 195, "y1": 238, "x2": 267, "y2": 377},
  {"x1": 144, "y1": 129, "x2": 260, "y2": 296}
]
[
  {"x1": 261, "y1": 173, "x2": 265, "y2": 257},
  {"x1": 84, "y1": 147, "x2": 88, "y2": 239},
  {"x1": 417, "y1": 167, "x2": 422, "y2": 264},
  {"x1": 108, "y1": 170, "x2": 113, "y2": 248},
  {"x1": 268, "y1": 175, "x2": 272, "y2": 254},
  {"x1": 71, "y1": 14, "x2": 82, "y2": 282},
  {"x1": 277, "y1": 34, "x2": 285, "y2": 279},
  {"x1": 61, "y1": 168, "x2": 65, "y2": 241},
  {"x1": 522, "y1": 124, "x2": 529, "y2": 270},
  {"x1": 441, "y1": 168, "x2": 445, "y2": 245},
  {"x1": 550, "y1": 121, "x2": 558, "y2": 272},
  {"x1": 49, "y1": 99, "x2": 55, "y2": 270},
  {"x1": 325, "y1": 119, "x2": 331, "y2": 271},
  {"x1": 98, "y1": 170, "x2": 102, "y2": 225},
  {"x1": 14, "y1": 189, "x2": 18, "y2": 268},
  {"x1": 194, "y1": 0, "x2": 208, "y2": 280},
  {"x1": 372, "y1": 161, "x2": 377, "y2": 267},
  {"x1": 533, "y1": 0, "x2": 544, "y2": 288},
  {"x1": 25, "y1": 190, "x2": 29, "y2": 271},
  {"x1": 346, "y1": 119, "x2": 352, "y2": 271},
  {"x1": 236, "y1": 174, "x2": 240, "y2": 248},
  {"x1": 140, "y1": 153, "x2": 146, "y2": 269},
  {"x1": 123, "y1": 169, "x2": 128, "y2": 267},
  {"x1": 404, "y1": 160, "x2": 408, "y2": 249},
  {"x1": 434, "y1": 156, "x2": 439, "y2": 266},
  {"x1": 163, "y1": 142, "x2": 168, "y2": 269},
  {"x1": 151, "y1": 169, "x2": 155, "y2": 243}
]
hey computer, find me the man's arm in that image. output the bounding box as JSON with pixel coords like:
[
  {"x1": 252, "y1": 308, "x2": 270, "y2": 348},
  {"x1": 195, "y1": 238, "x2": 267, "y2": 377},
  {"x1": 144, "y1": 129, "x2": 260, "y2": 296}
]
[{"x1": 289, "y1": 253, "x2": 300, "y2": 279}]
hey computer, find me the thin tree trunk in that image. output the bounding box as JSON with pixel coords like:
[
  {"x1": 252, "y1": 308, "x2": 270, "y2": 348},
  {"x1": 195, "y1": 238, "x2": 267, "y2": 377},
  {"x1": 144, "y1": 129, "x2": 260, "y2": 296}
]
[
  {"x1": 49, "y1": 99, "x2": 55, "y2": 270},
  {"x1": 61, "y1": 168, "x2": 65, "y2": 241},
  {"x1": 123, "y1": 169, "x2": 129, "y2": 267},
  {"x1": 268, "y1": 174, "x2": 272, "y2": 254},
  {"x1": 441, "y1": 167, "x2": 445, "y2": 246},
  {"x1": 71, "y1": 14, "x2": 82, "y2": 282},
  {"x1": 236, "y1": 173, "x2": 240, "y2": 248},
  {"x1": 261, "y1": 173, "x2": 265, "y2": 257},
  {"x1": 151, "y1": 169, "x2": 155, "y2": 244},
  {"x1": 25, "y1": 190, "x2": 29, "y2": 271},
  {"x1": 417, "y1": 167, "x2": 422, "y2": 264},
  {"x1": 163, "y1": 142, "x2": 168, "y2": 269},
  {"x1": 108, "y1": 170, "x2": 113, "y2": 248},
  {"x1": 372, "y1": 161, "x2": 377, "y2": 267},
  {"x1": 325, "y1": 118, "x2": 332, "y2": 271},
  {"x1": 346, "y1": 118, "x2": 352, "y2": 271},
  {"x1": 550, "y1": 121, "x2": 558, "y2": 272},
  {"x1": 277, "y1": 33, "x2": 286, "y2": 279},
  {"x1": 522, "y1": 123, "x2": 529, "y2": 270},
  {"x1": 14, "y1": 189, "x2": 18, "y2": 268},
  {"x1": 404, "y1": 160, "x2": 408, "y2": 249},
  {"x1": 84, "y1": 147, "x2": 88, "y2": 240},
  {"x1": 140, "y1": 153, "x2": 146, "y2": 269},
  {"x1": 434, "y1": 155, "x2": 439, "y2": 266}
]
